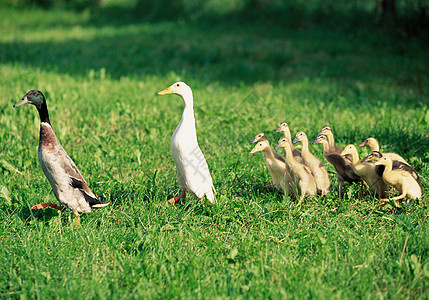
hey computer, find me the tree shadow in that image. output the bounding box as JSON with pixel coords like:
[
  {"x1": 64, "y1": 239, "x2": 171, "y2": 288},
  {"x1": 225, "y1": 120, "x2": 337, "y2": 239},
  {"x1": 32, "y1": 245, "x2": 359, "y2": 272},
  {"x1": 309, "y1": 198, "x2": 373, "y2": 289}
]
[{"x1": 1, "y1": 1, "x2": 428, "y2": 89}]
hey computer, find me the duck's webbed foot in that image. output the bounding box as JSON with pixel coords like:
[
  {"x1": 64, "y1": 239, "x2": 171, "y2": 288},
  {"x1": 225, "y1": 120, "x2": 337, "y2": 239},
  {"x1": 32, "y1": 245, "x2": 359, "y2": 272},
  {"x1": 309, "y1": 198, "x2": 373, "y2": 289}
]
[
  {"x1": 74, "y1": 212, "x2": 81, "y2": 226},
  {"x1": 165, "y1": 190, "x2": 186, "y2": 206},
  {"x1": 31, "y1": 202, "x2": 63, "y2": 210}
]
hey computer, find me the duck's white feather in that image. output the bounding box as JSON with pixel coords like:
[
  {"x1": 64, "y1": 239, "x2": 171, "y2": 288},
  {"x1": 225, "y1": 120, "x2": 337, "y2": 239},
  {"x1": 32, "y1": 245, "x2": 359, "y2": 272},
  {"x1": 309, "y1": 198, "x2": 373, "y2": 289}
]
[{"x1": 168, "y1": 83, "x2": 215, "y2": 203}]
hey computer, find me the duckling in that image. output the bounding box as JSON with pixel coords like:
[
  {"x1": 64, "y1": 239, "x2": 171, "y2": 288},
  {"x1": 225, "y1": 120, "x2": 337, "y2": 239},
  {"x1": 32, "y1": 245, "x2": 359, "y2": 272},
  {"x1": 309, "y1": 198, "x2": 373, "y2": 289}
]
[
  {"x1": 250, "y1": 132, "x2": 267, "y2": 144},
  {"x1": 374, "y1": 156, "x2": 422, "y2": 203},
  {"x1": 316, "y1": 125, "x2": 344, "y2": 155},
  {"x1": 312, "y1": 135, "x2": 361, "y2": 197},
  {"x1": 275, "y1": 137, "x2": 317, "y2": 205},
  {"x1": 157, "y1": 82, "x2": 215, "y2": 206},
  {"x1": 341, "y1": 144, "x2": 388, "y2": 198},
  {"x1": 359, "y1": 137, "x2": 409, "y2": 165},
  {"x1": 13, "y1": 90, "x2": 109, "y2": 225},
  {"x1": 275, "y1": 122, "x2": 303, "y2": 163},
  {"x1": 250, "y1": 139, "x2": 295, "y2": 195},
  {"x1": 293, "y1": 131, "x2": 331, "y2": 196},
  {"x1": 362, "y1": 151, "x2": 420, "y2": 180}
]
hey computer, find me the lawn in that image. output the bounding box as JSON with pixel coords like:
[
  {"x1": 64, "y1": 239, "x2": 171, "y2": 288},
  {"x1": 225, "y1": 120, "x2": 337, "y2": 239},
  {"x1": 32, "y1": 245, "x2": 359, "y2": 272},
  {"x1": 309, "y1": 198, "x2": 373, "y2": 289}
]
[{"x1": 0, "y1": 1, "x2": 428, "y2": 298}]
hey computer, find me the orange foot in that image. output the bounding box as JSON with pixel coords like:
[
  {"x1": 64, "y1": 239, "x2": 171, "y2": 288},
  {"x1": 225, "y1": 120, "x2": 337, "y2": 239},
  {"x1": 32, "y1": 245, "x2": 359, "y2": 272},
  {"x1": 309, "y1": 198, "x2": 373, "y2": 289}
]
[
  {"x1": 74, "y1": 212, "x2": 81, "y2": 226},
  {"x1": 31, "y1": 202, "x2": 63, "y2": 210},
  {"x1": 165, "y1": 190, "x2": 186, "y2": 207}
]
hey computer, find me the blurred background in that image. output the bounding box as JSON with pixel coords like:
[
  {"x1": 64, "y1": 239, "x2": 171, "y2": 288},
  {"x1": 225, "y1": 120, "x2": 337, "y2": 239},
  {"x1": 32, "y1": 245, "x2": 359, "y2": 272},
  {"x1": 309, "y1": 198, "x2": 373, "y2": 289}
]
[{"x1": 2, "y1": 0, "x2": 428, "y2": 42}]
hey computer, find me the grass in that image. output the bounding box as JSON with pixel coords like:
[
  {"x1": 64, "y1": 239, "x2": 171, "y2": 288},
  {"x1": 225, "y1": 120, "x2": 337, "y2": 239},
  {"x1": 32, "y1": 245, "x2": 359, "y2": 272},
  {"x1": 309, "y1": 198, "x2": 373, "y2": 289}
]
[{"x1": 0, "y1": 2, "x2": 428, "y2": 298}]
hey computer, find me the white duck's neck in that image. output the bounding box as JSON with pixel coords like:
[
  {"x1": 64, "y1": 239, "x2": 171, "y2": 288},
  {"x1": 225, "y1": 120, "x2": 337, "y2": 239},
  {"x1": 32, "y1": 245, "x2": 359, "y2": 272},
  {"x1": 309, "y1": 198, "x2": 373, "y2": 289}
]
[{"x1": 180, "y1": 91, "x2": 195, "y2": 125}]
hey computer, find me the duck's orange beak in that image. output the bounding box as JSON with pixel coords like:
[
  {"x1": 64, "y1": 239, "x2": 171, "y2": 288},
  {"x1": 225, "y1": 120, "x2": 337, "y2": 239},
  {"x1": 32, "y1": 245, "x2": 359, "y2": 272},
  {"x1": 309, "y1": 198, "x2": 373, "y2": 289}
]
[{"x1": 157, "y1": 86, "x2": 173, "y2": 95}]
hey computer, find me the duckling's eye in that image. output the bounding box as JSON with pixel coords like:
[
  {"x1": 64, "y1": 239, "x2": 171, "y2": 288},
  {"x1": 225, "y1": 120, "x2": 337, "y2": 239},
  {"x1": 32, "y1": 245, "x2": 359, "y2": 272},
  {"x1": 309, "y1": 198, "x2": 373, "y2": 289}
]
[{"x1": 176, "y1": 84, "x2": 180, "y2": 87}]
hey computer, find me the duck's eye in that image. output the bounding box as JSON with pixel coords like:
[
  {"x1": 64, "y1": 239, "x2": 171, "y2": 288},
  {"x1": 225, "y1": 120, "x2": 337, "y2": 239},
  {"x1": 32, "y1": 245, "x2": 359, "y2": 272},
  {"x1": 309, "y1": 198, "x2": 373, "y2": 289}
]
[{"x1": 176, "y1": 84, "x2": 180, "y2": 87}]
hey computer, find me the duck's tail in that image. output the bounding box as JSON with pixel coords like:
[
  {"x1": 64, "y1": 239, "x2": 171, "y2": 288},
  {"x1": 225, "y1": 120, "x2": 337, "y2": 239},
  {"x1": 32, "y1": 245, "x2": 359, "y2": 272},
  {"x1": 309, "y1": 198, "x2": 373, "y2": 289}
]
[{"x1": 206, "y1": 185, "x2": 216, "y2": 204}]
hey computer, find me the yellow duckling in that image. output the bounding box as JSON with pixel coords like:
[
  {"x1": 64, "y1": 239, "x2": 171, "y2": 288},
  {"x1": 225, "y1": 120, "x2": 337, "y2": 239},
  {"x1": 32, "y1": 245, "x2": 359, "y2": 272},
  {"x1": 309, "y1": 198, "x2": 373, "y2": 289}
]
[
  {"x1": 275, "y1": 122, "x2": 303, "y2": 163},
  {"x1": 293, "y1": 131, "x2": 331, "y2": 196},
  {"x1": 341, "y1": 145, "x2": 388, "y2": 198},
  {"x1": 250, "y1": 132, "x2": 268, "y2": 144},
  {"x1": 317, "y1": 125, "x2": 344, "y2": 155},
  {"x1": 275, "y1": 137, "x2": 317, "y2": 205},
  {"x1": 250, "y1": 138, "x2": 295, "y2": 195},
  {"x1": 312, "y1": 135, "x2": 361, "y2": 197},
  {"x1": 375, "y1": 156, "x2": 422, "y2": 203},
  {"x1": 359, "y1": 137, "x2": 409, "y2": 165}
]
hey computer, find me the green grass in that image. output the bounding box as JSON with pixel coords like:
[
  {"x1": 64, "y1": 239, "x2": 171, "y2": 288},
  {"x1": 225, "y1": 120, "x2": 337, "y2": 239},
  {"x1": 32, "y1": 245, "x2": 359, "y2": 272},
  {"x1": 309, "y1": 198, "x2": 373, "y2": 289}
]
[{"x1": 0, "y1": 3, "x2": 428, "y2": 299}]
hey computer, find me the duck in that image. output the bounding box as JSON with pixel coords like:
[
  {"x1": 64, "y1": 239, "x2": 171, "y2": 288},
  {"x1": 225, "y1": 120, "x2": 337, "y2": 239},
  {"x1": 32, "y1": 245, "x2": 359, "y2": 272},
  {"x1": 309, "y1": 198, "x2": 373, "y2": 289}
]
[
  {"x1": 13, "y1": 90, "x2": 109, "y2": 224},
  {"x1": 316, "y1": 125, "x2": 344, "y2": 155},
  {"x1": 250, "y1": 137, "x2": 295, "y2": 195},
  {"x1": 359, "y1": 137, "x2": 409, "y2": 165},
  {"x1": 275, "y1": 122, "x2": 303, "y2": 163},
  {"x1": 312, "y1": 134, "x2": 361, "y2": 197},
  {"x1": 362, "y1": 151, "x2": 420, "y2": 180},
  {"x1": 157, "y1": 82, "x2": 215, "y2": 206},
  {"x1": 374, "y1": 156, "x2": 422, "y2": 203},
  {"x1": 341, "y1": 144, "x2": 388, "y2": 198},
  {"x1": 275, "y1": 137, "x2": 317, "y2": 205},
  {"x1": 251, "y1": 133, "x2": 283, "y2": 160},
  {"x1": 293, "y1": 131, "x2": 331, "y2": 196},
  {"x1": 250, "y1": 132, "x2": 268, "y2": 144}
]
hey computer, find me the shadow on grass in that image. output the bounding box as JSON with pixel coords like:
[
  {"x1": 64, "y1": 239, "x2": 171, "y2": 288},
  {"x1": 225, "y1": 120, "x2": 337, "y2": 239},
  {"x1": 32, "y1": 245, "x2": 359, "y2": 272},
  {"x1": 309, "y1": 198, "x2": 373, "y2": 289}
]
[
  {"x1": 19, "y1": 206, "x2": 61, "y2": 224},
  {"x1": 1, "y1": 1, "x2": 428, "y2": 94}
]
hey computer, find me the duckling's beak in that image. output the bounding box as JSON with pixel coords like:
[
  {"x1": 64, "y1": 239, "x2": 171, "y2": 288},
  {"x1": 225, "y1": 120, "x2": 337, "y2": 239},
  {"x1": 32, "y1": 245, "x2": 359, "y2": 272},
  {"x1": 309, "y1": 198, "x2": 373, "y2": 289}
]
[
  {"x1": 249, "y1": 146, "x2": 258, "y2": 154},
  {"x1": 312, "y1": 138, "x2": 319, "y2": 145},
  {"x1": 292, "y1": 137, "x2": 299, "y2": 144},
  {"x1": 374, "y1": 160, "x2": 383, "y2": 166},
  {"x1": 250, "y1": 138, "x2": 258, "y2": 143},
  {"x1": 157, "y1": 86, "x2": 173, "y2": 95},
  {"x1": 274, "y1": 143, "x2": 281, "y2": 150},
  {"x1": 275, "y1": 126, "x2": 282, "y2": 133},
  {"x1": 13, "y1": 96, "x2": 30, "y2": 108},
  {"x1": 340, "y1": 149, "x2": 347, "y2": 156},
  {"x1": 358, "y1": 141, "x2": 366, "y2": 147}
]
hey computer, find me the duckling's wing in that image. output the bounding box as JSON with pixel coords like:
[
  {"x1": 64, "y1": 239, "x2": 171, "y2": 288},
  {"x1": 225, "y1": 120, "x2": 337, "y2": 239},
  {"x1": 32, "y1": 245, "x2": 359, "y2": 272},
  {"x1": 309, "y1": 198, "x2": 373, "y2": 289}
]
[
  {"x1": 303, "y1": 165, "x2": 313, "y2": 176},
  {"x1": 273, "y1": 151, "x2": 285, "y2": 163},
  {"x1": 394, "y1": 161, "x2": 421, "y2": 186}
]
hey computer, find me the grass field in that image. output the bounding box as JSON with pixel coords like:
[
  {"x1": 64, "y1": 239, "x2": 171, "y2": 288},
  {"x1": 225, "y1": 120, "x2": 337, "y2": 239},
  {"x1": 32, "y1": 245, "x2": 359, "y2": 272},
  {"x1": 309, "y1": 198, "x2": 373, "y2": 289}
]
[{"x1": 0, "y1": 2, "x2": 428, "y2": 298}]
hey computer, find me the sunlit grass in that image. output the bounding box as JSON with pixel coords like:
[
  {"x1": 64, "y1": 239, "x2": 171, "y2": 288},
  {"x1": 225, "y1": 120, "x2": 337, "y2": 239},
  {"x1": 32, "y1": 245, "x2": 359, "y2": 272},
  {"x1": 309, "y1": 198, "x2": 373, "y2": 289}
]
[{"x1": 0, "y1": 5, "x2": 428, "y2": 299}]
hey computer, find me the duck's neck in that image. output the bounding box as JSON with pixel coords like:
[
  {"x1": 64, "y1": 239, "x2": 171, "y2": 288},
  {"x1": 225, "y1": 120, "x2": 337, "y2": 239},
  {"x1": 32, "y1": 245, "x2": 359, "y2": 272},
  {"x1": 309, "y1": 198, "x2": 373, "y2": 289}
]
[
  {"x1": 283, "y1": 128, "x2": 291, "y2": 140},
  {"x1": 326, "y1": 131, "x2": 336, "y2": 149},
  {"x1": 383, "y1": 161, "x2": 393, "y2": 173},
  {"x1": 370, "y1": 142, "x2": 380, "y2": 152},
  {"x1": 320, "y1": 141, "x2": 329, "y2": 154},
  {"x1": 179, "y1": 93, "x2": 195, "y2": 127},
  {"x1": 299, "y1": 138, "x2": 309, "y2": 155},
  {"x1": 263, "y1": 147, "x2": 275, "y2": 160},
  {"x1": 283, "y1": 144, "x2": 293, "y2": 161},
  {"x1": 348, "y1": 150, "x2": 360, "y2": 165},
  {"x1": 37, "y1": 102, "x2": 51, "y2": 125}
]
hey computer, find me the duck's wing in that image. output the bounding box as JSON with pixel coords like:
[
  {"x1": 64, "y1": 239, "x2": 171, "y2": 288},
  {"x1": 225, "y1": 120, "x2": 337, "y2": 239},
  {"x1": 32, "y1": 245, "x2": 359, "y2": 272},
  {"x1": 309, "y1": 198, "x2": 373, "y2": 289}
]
[
  {"x1": 62, "y1": 153, "x2": 109, "y2": 208},
  {"x1": 273, "y1": 151, "x2": 285, "y2": 163}
]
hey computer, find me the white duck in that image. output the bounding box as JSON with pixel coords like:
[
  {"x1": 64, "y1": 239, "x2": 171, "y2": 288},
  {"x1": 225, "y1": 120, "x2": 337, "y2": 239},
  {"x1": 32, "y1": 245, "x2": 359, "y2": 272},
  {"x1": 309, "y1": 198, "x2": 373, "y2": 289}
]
[
  {"x1": 157, "y1": 82, "x2": 215, "y2": 206},
  {"x1": 13, "y1": 90, "x2": 109, "y2": 224}
]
